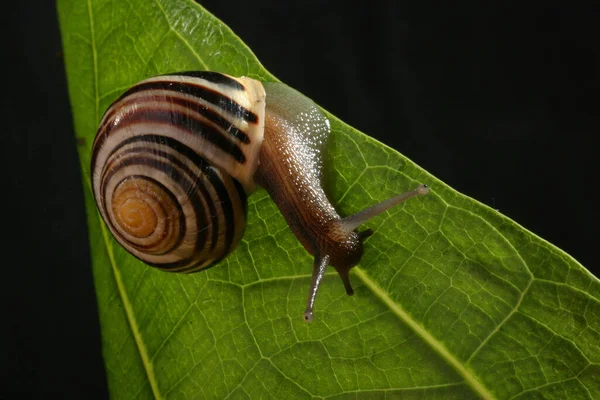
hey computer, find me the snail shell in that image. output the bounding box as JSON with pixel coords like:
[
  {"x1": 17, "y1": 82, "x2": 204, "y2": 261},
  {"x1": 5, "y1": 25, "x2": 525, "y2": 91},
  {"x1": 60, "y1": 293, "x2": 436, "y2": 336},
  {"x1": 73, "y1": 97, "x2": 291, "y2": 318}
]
[{"x1": 91, "y1": 72, "x2": 266, "y2": 272}]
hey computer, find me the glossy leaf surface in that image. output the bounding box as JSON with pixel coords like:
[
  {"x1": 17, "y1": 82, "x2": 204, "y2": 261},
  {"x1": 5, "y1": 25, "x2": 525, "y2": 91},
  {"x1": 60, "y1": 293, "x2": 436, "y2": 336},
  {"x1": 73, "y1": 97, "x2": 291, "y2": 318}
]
[{"x1": 57, "y1": 0, "x2": 599, "y2": 398}]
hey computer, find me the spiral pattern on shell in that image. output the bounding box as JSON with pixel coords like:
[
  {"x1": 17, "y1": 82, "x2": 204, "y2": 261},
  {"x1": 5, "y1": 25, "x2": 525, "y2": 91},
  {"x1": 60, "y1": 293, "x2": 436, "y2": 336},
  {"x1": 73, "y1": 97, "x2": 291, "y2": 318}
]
[{"x1": 91, "y1": 72, "x2": 266, "y2": 272}]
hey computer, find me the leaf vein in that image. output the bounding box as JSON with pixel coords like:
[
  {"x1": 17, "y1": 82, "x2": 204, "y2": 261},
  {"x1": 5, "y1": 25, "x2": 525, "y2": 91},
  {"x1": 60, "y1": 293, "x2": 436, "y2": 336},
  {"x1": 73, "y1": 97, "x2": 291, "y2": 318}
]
[{"x1": 466, "y1": 276, "x2": 534, "y2": 364}]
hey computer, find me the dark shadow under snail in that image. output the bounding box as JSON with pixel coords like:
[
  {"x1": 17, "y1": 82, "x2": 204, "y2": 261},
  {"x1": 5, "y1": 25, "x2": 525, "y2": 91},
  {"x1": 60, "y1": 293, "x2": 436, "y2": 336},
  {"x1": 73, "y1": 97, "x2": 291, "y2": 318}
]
[{"x1": 91, "y1": 71, "x2": 429, "y2": 322}]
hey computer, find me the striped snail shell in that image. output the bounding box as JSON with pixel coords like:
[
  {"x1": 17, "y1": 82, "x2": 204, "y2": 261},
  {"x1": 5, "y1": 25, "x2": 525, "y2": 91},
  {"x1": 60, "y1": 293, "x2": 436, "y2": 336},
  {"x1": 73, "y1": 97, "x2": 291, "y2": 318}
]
[
  {"x1": 92, "y1": 72, "x2": 264, "y2": 272},
  {"x1": 91, "y1": 71, "x2": 429, "y2": 321}
]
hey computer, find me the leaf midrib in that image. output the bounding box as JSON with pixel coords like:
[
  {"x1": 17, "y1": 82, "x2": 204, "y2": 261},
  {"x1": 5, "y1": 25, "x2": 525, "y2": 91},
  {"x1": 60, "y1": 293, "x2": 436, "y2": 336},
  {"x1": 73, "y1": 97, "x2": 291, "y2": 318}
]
[{"x1": 354, "y1": 267, "x2": 494, "y2": 400}]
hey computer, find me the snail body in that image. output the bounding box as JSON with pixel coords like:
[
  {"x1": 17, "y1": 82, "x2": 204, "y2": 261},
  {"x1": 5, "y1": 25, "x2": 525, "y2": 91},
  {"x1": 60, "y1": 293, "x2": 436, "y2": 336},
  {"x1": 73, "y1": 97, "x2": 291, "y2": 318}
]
[{"x1": 92, "y1": 71, "x2": 429, "y2": 321}]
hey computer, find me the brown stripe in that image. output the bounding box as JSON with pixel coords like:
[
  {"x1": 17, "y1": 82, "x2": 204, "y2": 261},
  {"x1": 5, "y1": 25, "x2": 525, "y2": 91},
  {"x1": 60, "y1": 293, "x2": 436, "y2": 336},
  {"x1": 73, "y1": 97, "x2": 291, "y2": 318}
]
[
  {"x1": 117, "y1": 80, "x2": 259, "y2": 123},
  {"x1": 162, "y1": 71, "x2": 245, "y2": 90},
  {"x1": 204, "y1": 169, "x2": 236, "y2": 256}
]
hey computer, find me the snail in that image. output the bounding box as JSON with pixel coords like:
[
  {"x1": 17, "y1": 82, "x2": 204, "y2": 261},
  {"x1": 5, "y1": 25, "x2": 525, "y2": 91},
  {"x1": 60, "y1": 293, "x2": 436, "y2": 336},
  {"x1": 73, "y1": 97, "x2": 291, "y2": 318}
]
[{"x1": 91, "y1": 71, "x2": 429, "y2": 322}]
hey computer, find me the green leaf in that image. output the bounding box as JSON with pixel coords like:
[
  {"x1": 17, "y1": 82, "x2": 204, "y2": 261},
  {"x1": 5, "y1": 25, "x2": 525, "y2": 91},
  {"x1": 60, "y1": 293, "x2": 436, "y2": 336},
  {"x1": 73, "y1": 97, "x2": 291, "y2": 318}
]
[{"x1": 58, "y1": 0, "x2": 600, "y2": 398}]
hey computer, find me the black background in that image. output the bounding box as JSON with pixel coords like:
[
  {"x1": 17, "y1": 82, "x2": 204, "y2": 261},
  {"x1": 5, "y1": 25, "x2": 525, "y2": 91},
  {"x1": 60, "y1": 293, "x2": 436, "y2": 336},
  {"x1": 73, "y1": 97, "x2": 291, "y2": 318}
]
[{"x1": 4, "y1": 1, "x2": 598, "y2": 398}]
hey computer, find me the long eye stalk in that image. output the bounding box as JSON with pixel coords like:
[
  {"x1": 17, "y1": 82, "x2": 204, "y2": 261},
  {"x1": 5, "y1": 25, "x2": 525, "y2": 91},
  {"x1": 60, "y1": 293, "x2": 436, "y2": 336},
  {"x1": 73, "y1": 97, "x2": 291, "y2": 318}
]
[{"x1": 341, "y1": 184, "x2": 429, "y2": 231}]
